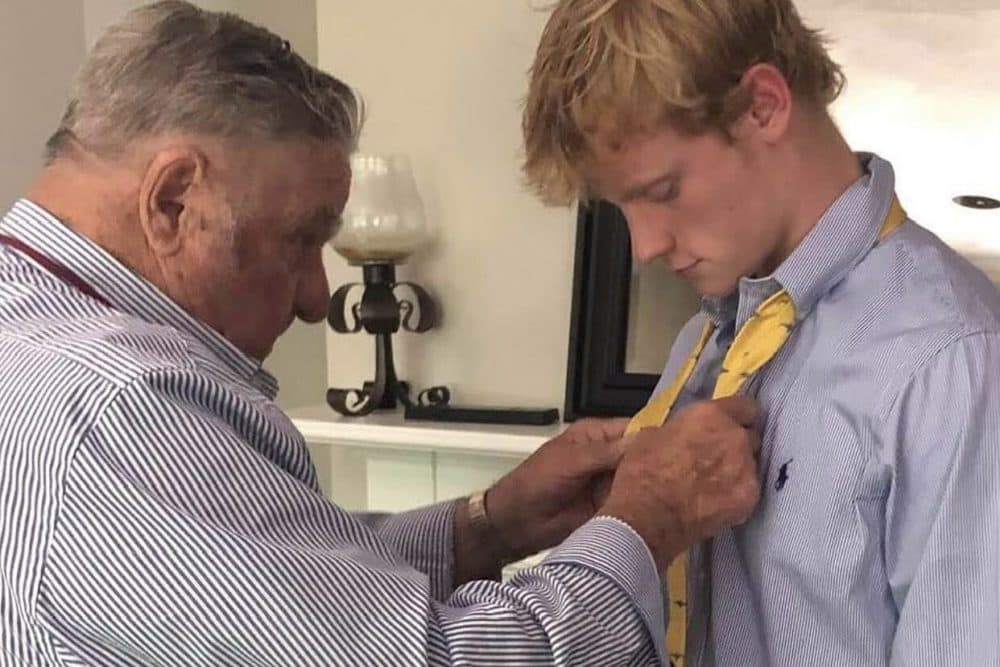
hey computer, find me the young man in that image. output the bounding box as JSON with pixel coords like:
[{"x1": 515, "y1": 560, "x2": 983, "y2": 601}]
[{"x1": 523, "y1": 0, "x2": 1000, "y2": 664}]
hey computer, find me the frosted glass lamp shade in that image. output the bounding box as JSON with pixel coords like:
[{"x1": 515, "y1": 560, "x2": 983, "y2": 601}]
[{"x1": 331, "y1": 154, "x2": 429, "y2": 265}]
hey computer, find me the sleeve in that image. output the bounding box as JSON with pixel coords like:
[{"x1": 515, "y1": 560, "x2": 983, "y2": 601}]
[
  {"x1": 351, "y1": 505, "x2": 460, "y2": 601},
  {"x1": 38, "y1": 370, "x2": 666, "y2": 666},
  {"x1": 883, "y1": 332, "x2": 1000, "y2": 665}
]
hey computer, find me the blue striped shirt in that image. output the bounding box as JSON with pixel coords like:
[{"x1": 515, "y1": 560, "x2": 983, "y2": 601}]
[
  {"x1": 0, "y1": 199, "x2": 666, "y2": 666},
  {"x1": 653, "y1": 153, "x2": 1000, "y2": 665}
]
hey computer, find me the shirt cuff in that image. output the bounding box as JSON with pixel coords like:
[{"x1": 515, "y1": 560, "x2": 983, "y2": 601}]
[
  {"x1": 372, "y1": 499, "x2": 460, "y2": 602},
  {"x1": 543, "y1": 517, "x2": 667, "y2": 664}
]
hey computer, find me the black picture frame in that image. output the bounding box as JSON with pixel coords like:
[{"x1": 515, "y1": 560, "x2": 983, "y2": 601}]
[{"x1": 564, "y1": 201, "x2": 660, "y2": 420}]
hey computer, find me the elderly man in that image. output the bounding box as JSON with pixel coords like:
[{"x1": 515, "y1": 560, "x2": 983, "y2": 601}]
[{"x1": 0, "y1": 2, "x2": 761, "y2": 665}]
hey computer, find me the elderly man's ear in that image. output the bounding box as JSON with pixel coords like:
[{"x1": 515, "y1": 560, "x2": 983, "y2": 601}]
[{"x1": 138, "y1": 147, "x2": 208, "y2": 257}]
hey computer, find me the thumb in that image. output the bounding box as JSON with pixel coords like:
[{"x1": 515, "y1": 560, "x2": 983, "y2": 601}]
[
  {"x1": 714, "y1": 395, "x2": 759, "y2": 428},
  {"x1": 590, "y1": 471, "x2": 615, "y2": 510}
]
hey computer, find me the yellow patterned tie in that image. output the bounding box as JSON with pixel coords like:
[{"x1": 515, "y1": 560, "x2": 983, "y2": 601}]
[{"x1": 625, "y1": 197, "x2": 907, "y2": 666}]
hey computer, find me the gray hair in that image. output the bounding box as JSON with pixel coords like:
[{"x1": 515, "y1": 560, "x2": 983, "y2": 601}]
[{"x1": 46, "y1": 0, "x2": 363, "y2": 162}]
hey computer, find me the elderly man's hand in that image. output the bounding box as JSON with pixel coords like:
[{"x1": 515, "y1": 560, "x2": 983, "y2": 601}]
[
  {"x1": 600, "y1": 396, "x2": 762, "y2": 571},
  {"x1": 470, "y1": 396, "x2": 761, "y2": 574},
  {"x1": 484, "y1": 417, "x2": 630, "y2": 561}
]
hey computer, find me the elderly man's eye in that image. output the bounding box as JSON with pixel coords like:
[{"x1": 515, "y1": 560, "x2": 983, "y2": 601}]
[{"x1": 295, "y1": 227, "x2": 333, "y2": 250}]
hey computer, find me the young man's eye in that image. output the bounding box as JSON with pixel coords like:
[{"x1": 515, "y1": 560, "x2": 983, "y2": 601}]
[
  {"x1": 647, "y1": 189, "x2": 677, "y2": 204},
  {"x1": 647, "y1": 184, "x2": 678, "y2": 203}
]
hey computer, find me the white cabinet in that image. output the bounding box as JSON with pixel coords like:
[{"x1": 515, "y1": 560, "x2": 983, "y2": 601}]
[
  {"x1": 289, "y1": 404, "x2": 560, "y2": 577},
  {"x1": 288, "y1": 404, "x2": 560, "y2": 512}
]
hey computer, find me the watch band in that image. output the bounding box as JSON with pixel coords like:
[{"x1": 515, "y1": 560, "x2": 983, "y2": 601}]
[{"x1": 466, "y1": 489, "x2": 518, "y2": 567}]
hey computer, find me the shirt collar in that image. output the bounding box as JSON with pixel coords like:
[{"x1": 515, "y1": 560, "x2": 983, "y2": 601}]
[
  {"x1": 702, "y1": 152, "x2": 898, "y2": 332},
  {"x1": 1, "y1": 198, "x2": 279, "y2": 399}
]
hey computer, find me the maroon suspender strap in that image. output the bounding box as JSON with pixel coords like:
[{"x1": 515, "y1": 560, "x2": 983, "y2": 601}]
[{"x1": 0, "y1": 233, "x2": 112, "y2": 308}]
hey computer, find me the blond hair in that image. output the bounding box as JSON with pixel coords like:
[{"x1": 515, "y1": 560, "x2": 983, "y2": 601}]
[
  {"x1": 46, "y1": 0, "x2": 363, "y2": 162},
  {"x1": 522, "y1": 0, "x2": 844, "y2": 205}
]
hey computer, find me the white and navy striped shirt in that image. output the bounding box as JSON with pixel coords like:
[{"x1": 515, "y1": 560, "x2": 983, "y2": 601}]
[
  {"x1": 655, "y1": 153, "x2": 1000, "y2": 665},
  {"x1": 0, "y1": 199, "x2": 665, "y2": 666}
]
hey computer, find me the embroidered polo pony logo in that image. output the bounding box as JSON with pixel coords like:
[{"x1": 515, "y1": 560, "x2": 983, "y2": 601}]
[{"x1": 774, "y1": 459, "x2": 793, "y2": 492}]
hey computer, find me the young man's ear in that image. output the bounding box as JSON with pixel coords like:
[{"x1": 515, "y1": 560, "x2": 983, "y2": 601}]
[
  {"x1": 729, "y1": 63, "x2": 793, "y2": 144},
  {"x1": 138, "y1": 146, "x2": 206, "y2": 257}
]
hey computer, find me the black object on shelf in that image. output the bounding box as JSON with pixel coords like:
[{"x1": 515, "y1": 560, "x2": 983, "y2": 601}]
[
  {"x1": 326, "y1": 262, "x2": 559, "y2": 426},
  {"x1": 405, "y1": 405, "x2": 560, "y2": 426}
]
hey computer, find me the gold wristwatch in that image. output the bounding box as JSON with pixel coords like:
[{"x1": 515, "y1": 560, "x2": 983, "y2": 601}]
[{"x1": 467, "y1": 490, "x2": 517, "y2": 567}]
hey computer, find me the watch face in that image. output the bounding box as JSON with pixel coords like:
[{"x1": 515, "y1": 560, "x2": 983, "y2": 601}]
[{"x1": 468, "y1": 492, "x2": 488, "y2": 524}]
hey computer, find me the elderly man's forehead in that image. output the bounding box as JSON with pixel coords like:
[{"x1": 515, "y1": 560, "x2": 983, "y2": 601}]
[
  {"x1": 278, "y1": 138, "x2": 351, "y2": 168},
  {"x1": 251, "y1": 138, "x2": 351, "y2": 188}
]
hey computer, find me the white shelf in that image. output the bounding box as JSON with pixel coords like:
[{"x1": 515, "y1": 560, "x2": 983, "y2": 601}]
[{"x1": 287, "y1": 404, "x2": 563, "y2": 458}]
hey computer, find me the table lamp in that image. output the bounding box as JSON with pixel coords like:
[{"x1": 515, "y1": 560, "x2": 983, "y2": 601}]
[
  {"x1": 326, "y1": 153, "x2": 558, "y2": 426},
  {"x1": 325, "y1": 153, "x2": 448, "y2": 416}
]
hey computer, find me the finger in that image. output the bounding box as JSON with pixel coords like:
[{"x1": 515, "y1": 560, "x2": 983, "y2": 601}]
[
  {"x1": 745, "y1": 428, "x2": 763, "y2": 456},
  {"x1": 582, "y1": 434, "x2": 628, "y2": 471},
  {"x1": 589, "y1": 472, "x2": 615, "y2": 509},
  {"x1": 596, "y1": 417, "x2": 629, "y2": 441},
  {"x1": 731, "y1": 477, "x2": 762, "y2": 525},
  {"x1": 713, "y1": 395, "x2": 759, "y2": 428},
  {"x1": 568, "y1": 417, "x2": 629, "y2": 443}
]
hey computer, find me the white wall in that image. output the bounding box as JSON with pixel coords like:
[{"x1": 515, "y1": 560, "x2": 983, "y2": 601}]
[
  {"x1": 9, "y1": 1, "x2": 995, "y2": 416},
  {"x1": 318, "y1": 1, "x2": 578, "y2": 411},
  {"x1": 84, "y1": 0, "x2": 318, "y2": 58},
  {"x1": 799, "y1": 0, "x2": 1000, "y2": 258},
  {"x1": 0, "y1": 1, "x2": 86, "y2": 211},
  {"x1": 316, "y1": 0, "x2": 1000, "y2": 414}
]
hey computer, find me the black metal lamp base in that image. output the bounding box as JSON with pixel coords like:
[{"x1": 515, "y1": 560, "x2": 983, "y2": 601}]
[
  {"x1": 326, "y1": 262, "x2": 559, "y2": 426},
  {"x1": 326, "y1": 262, "x2": 449, "y2": 417}
]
